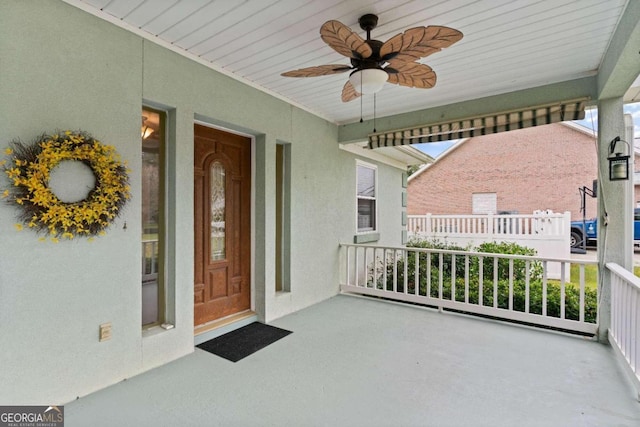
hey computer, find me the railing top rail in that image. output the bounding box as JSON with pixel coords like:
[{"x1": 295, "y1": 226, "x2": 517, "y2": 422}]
[
  {"x1": 407, "y1": 213, "x2": 567, "y2": 219},
  {"x1": 606, "y1": 262, "x2": 640, "y2": 291},
  {"x1": 340, "y1": 243, "x2": 598, "y2": 265}
]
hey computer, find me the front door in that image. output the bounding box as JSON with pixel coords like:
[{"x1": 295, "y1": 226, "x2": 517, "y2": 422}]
[{"x1": 194, "y1": 124, "x2": 251, "y2": 326}]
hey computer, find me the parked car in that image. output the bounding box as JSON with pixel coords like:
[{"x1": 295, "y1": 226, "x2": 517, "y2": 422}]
[{"x1": 570, "y1": 208, "x2": 640, "y2": 248}]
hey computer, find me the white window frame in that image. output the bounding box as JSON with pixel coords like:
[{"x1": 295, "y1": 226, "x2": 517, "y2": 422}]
[
  {"x1": 472, "y1": 192, "x2": 497, "y2": 215},
  {"x1": 356, "y1": 160, "x2": 378, "y2": 233}
]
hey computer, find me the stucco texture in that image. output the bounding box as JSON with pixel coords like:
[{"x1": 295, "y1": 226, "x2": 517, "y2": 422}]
[{"x1": 0, "y1": 0, "x2": 405, "y2": 404}]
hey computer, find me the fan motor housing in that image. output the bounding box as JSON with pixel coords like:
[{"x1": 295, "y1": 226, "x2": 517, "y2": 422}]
[{"x1": 351, "y1": 39, "x2": 385, "y2": 70}]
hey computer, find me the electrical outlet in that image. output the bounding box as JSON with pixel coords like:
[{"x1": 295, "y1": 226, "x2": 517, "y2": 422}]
[{"x1": 99, "y1": 323, "x2": 112, "y2": 342}]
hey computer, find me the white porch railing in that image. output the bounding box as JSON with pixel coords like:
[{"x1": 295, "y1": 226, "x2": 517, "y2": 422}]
[
  {"x1": 340, "y1": 243, "x2": 598, "y2": 335},
  {"x1": 142, "y1": 239, "x2": 159, "y2": 284},
  {"x1": 607, "y1": 262, "x2": 640, "y2": 392}
]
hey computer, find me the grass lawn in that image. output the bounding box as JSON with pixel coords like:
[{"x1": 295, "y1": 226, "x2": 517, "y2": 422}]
[{"x1": 550, "y1": 264, "x2": 640, "y2": 291}]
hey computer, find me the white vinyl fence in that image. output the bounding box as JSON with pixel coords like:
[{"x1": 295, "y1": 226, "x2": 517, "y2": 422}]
[{"x1": 407, "y1": 212, "x2": 571, "y2": 279}]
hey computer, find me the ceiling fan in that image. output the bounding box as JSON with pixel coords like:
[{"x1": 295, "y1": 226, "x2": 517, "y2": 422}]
[{"x1": 281, "y1": 14, "x2": 463, "y2": 102}]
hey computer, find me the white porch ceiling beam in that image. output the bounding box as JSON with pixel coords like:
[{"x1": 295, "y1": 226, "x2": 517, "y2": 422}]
[
  {"x1": 597, "y1": 0, "x2": 640, "y2": 100},
  {"x1": 338, "y1": 76, "x2": 597, "y2": 144}
]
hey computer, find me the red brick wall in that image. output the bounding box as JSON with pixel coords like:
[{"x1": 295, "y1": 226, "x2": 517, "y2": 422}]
[{"x1": 407, "y1": 123, "x2": 600, "y2": 220}]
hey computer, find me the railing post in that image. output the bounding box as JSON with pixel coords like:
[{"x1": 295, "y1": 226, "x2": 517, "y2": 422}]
[
  {"x1": 487, "y1": 213, "x2": 494, "y2": 238},
  {"x1": 425, "y1": 213, "x2": 432, "y2": 234},
  {"x1": 562, "y1": 211, "x2": 570, "y2": 234}
]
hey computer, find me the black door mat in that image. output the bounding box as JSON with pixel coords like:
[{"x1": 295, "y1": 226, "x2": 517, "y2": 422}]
[{"x1": 197, "y1": 322, "x2": 292, "y2": 362}]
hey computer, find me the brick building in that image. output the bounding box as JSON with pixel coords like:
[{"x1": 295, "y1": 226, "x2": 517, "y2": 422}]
[{"x1": 407, "y1": 122, "x2": 604, "y2": 220}]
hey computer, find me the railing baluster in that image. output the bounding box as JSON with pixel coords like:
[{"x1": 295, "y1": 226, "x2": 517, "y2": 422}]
[
  {"x1": 629, "y1": 291, "x2": 638, "y2": 372},
  {"x1": 355, "y1": 246, "x2": 361, "y2": 287},
  {"x1": 364, "y1": 246, "x2": 370, "y2": 287},
  {"x1": 371, "y1": 247, "x2": 377, "y2": 289},
  {"x1": 370, "y1": 247, "x2": 376, "y2": 288},
  {"x1": 464, "y1": 255, "x2": 469, "y2": 304},
  {"x1": 150, "y1": 241, "x2": 157, "y2": 274},
  {"x1": 542, "y1": 261, "x2": 548, "y2": 317},
  {"x1": 525, "y1": 260, "x2": 530, "y2": 313},
  {"x1": 633, "y1": 290, "x2": 639, "y2": 372},
  {"x1": 493, "y1": 257, "x2": 498, "y2": 309},
  {"x1": 451, "y1": 254, "x2": 456, "y2": 302},
  {"x1": 427, "y1": 252, "x2": 432, "y2": 298},
  {"x1": 508, "y1": 259, "x2": 514, "y2": 311},
  {"x1": 382, "y1": 248, "x2": 387, "y2": 291},
  {"x1": 478, "y1": 256, "x2": 484, "y2": 307},
  {"x1": 560, "y1": 261, "x2": 566, "y2": 319},
  {"x1": 346, "y1": 245, "x2": 352, "y2": 286},
  {"x1": 393, "y1": 249, "x2": 398, "y2": 293},
  {"x1": 625, "y1": 282, "x2": 631, "y2": 357},
  {"x1": 612, "y1": 275, "x2": 619, "y2": 340},
  {"x1": 403, "y1": 249, "x2": 408, "y2": 294},
  {"x1": 623, "y1": 281, "x2": 628, "y2": 357},
  {"x1": 438, "y1": 253, "x2": 444, "y2": 302},
  {"x1": 415, "y1": 250, "x2": 419, "y2": 296},
  {"x1": 579, "y1": 264, "x2": 585, "y2": 322}
]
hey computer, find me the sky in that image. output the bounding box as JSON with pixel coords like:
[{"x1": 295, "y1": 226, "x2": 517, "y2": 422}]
[{"x1": 414, "y1": 101, "x2": 640, "y2": 158}]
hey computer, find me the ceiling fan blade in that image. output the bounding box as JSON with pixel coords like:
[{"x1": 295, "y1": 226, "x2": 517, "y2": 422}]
[
  {"x1": 380, "y1": 26, "x2": 463, "y2": 64},
  {"x1": 341, "y1": 80, "x2": 361, "y2": 102},
  {"x1": 281, "y1": 64, "x2": 352, "y2": 77},
  {"x1": 386, "y1": 63, "x2": 436, "y2": 88},
  {"x1": 320, "y1": 20, "x2": 373, "y2": 59}
]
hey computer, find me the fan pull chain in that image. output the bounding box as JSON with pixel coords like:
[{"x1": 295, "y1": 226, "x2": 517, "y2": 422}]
[
  {"x1": 373, "y1": 93, "x2": 377, "y2": 133},
  {"x1": 359, "y1": 79, "x2": 363, "y2": 123}
]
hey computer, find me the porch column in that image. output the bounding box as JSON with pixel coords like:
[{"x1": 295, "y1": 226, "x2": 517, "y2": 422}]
[
  {"x1": 596, "y1": 97, "x2": 633, "y2": 342},
  {"x1": 254, "y1": 133, "x2": 270, "y2": 322}
]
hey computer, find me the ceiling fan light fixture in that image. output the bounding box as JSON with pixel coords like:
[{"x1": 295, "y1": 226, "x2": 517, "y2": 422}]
[{"x1": 349, "y1": 68, "x2": 388, "y2": 94}]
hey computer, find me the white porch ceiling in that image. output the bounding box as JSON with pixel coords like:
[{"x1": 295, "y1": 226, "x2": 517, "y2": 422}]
[{"x1": 69, "y1": 0, "x2": 634, "y2": 125}]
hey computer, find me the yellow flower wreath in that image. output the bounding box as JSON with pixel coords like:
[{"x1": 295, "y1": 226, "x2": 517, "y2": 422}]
[{"x1": 2, "y1": 131, "x2": 130, "y2": 240}]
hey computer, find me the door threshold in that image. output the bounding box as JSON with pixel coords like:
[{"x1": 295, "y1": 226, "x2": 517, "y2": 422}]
[{"x1": 194, "y1": 310, "x2": 257, "y2": 345}]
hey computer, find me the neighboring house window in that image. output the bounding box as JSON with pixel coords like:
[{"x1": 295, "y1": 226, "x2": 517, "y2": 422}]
[
  {"x1": 357, "y1": 161, "x2": 377, "y2": 232},
  {"x1": 472, "y1": 192, "x2": 497, "y2": 214}
]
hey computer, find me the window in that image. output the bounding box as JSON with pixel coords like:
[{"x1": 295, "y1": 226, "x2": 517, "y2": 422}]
[
  {"x1": 357, "y1": 161, "x2": 377, "y2": 232},
  {"x1": 276, "y1": 143, "x2": 291, "y2": 292},
  {"x1": 210, "y1": 161, "x2": 226, "y2": 261},
  {"x1": 472, "y1": 192, "x2": 497, "y2": 215},
  {"x1": 141, "y1": 107, "x2": 166, "y2": 328}
]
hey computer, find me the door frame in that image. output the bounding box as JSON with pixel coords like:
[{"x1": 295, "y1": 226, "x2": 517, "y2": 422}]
[{"x1": 193, "y1": 120, "x2": 256, "y2": 321}]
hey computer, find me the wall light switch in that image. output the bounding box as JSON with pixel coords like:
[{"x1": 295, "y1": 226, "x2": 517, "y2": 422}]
[{"x1": 99, "y1": 323, "x2": 112, "y2": 342}]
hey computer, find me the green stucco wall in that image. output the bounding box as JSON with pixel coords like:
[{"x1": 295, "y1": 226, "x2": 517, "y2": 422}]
[{"x1": 0, "y1": 0, "x2": 405, "y2": 404}]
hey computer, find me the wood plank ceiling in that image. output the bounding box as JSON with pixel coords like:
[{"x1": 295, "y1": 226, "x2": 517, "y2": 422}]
[{"x1": 71, "y1": 0, "x2": 630, "y2": 124}]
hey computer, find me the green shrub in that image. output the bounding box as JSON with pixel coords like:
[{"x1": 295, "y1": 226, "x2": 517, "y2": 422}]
[{"x1": 470, "y1": 241, "x2": 543, "y2": 283}]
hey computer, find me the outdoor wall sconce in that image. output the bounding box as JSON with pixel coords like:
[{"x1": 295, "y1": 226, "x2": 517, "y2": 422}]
[{"x1": 608, "y1": 136, "x2": 630, "y2": 181}]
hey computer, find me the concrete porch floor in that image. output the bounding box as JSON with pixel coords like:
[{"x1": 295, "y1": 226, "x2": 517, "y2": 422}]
[{"x1": 66, "y1": 295, "x2": 640, "y2": 427}]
